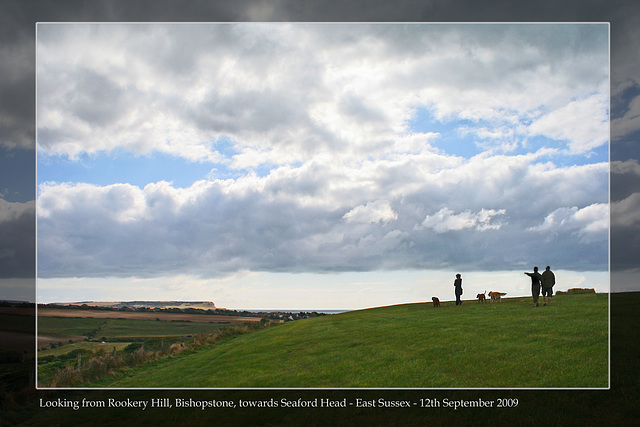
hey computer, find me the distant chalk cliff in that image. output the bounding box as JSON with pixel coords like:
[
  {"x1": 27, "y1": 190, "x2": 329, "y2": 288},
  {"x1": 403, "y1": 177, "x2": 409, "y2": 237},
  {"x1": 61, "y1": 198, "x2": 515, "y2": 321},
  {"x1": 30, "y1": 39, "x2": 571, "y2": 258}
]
[{"x1": 64, "y1": 301, "x2": 216, "y2": 310}]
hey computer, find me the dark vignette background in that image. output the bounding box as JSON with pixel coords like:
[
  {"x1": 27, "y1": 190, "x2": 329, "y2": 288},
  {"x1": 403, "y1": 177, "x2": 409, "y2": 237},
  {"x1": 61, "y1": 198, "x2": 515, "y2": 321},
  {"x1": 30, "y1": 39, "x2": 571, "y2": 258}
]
[{"x1": 1, "y1": 1, "x2": 638, "y2": 425}]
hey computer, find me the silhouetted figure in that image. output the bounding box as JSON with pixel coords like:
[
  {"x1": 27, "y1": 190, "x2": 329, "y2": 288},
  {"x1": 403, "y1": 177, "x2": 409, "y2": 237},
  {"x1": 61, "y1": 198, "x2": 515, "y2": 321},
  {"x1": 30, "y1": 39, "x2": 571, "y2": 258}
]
[
  {"x1": 541, "y1": 266, "x2": 556, "y2": 305},
  {"x1": 525, "y1": 267, "x2": 543, "y2": 307},
  {"x1": 454, "y1": 273, "x2": 463, "y2": 305}
]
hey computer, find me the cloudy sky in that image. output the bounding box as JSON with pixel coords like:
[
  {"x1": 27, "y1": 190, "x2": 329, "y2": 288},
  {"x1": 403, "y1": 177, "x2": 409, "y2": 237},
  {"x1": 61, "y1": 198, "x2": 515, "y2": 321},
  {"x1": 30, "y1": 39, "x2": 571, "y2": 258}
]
[
  {"x1": 33, "y1": 23, "x2": 610, "y2": 309},
  {"x1": 0, "y1": 0, "x2": 635, "y2": 310}
]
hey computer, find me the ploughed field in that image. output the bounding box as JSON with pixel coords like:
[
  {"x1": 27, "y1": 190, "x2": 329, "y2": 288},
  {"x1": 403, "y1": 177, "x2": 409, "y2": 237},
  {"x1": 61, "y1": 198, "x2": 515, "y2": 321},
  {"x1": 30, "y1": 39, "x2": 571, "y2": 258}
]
[
  {"x1": 86, "y1": 293, "x2": 608, "y2": 388},
  {"x1": 38, "y1": 308, "x2": 259, "y2": 323}
]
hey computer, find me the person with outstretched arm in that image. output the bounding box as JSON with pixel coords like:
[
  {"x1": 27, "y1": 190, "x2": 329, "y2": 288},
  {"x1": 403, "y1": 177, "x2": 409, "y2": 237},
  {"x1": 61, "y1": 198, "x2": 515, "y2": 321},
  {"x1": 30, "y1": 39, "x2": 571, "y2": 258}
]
[{"x1": 525, "y1": 267, "x2": 543, "y2": 307}]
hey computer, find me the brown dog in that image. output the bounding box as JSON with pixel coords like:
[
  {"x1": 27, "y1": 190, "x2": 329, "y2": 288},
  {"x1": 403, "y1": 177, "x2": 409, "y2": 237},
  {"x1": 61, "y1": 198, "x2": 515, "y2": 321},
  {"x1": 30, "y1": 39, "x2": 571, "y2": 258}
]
[
  {"x1": 488, "y1": 291, "x2": 507, "y2": 302},
  {"x1": 432, "y1": 297, "x2": 440, "y2": 307},
  {"x1": 477, "y1": 291, "x2": 486, "y2": 303}
]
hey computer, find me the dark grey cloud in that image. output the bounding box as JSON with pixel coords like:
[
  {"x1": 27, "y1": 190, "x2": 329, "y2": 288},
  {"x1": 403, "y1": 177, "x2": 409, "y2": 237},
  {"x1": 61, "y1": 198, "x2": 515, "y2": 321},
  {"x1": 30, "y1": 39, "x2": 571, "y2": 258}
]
[
  {"x1": 0, "y1": 35, "x2": 34, "y2": 150},
  {"x1": 0, "y1": 200, "x2": 35, "y2": 278},
  {"x1": 611, "y1": 160, "x2": 640, "y2": 202}
]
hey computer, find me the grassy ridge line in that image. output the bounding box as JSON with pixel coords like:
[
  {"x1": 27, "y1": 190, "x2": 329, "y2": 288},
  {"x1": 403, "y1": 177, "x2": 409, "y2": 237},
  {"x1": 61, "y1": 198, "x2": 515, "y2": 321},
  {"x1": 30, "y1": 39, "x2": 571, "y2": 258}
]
[
  {"x1": 5, "y1": 293, "x2": 635, "y2": 426},
  {"x1": 88, "y1": 293, "x2": 608, "y2": 388}
]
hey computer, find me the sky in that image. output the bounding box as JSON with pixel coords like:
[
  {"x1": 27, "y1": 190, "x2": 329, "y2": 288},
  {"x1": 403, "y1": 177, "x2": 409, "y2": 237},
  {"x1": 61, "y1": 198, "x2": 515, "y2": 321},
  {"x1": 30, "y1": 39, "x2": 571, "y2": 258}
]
[
  {"x1": 0, "y1": 0, "x2": 638, "y2": 311},
  {"x1": 33, "y1": 23, "x2": 610, "y2": 309}
]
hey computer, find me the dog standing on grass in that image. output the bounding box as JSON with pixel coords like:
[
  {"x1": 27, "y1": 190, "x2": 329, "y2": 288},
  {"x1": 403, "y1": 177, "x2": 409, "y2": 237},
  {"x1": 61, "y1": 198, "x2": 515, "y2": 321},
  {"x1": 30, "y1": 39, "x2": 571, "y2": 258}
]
[
  {"x1": 488, "y1": 291, "x2": 507, "y2": 302},
  {"x1": 432, "y1": 297, "x2": 440, "y2": 308},
  {"x1": 477, "y1": 291, "x2": 486, "y2": 303}
]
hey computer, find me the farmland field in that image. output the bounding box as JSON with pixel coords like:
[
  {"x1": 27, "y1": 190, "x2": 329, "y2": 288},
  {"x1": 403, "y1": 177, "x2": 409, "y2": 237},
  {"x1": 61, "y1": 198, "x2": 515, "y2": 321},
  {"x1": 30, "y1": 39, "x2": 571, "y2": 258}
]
[
  {"x1": 37, "y1": 316, "x2": 105, "y2": 349},
  {"x1": 37, "y1": 309, "x2": 257, "y2": 348},
  {"x1": 98, "y1": 318, "x2": 227, "y2": 339},
  {"x1": 38, "y1": 316, "x2": 235, "y2": 341},
  {"x1": 85, "y1": 293, "x2": 609, "y2": 388},
  {"x1": 37, "y1": 308, "x2": 259, "y2": 323},
  {"x1": 36, "y1": 307, "x2": 266, "y2": 386},
  {"x1": 38, "y1": 316, "x2": 106, "y2": 336},
  {"x1": 36, "y1": 308, "x2": 261, "y2": 348}
]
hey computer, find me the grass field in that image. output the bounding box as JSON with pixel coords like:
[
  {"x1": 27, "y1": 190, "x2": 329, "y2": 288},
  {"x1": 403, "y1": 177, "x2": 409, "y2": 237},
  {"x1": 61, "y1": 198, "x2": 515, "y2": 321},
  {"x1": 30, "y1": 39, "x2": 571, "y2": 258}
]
[
  {"x1": 97, "y1": 318, "x2": 227, "y2": 339},
  {"x1": 86, "y1": 293, "x2": 608, "y2": 388},
  {"x1": 38, "y1": 316, "x2": 107, "y2": 337},
  {"x1": 38, "y1": 316, "x2": 236, "y2": 343}
]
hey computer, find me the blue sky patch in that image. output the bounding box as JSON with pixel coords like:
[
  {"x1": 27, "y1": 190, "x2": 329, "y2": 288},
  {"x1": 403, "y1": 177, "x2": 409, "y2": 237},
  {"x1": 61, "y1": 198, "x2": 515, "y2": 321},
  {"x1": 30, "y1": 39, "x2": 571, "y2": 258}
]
[
  {"x1": 406, "y1": 106, "x2": 608, "y2": 165},
  {"x1": 407, "y1": 107, "x2": 483, "y2": 158},
  {"x1": 37, "y1": 149, "x2": 227, "y2": 189}
]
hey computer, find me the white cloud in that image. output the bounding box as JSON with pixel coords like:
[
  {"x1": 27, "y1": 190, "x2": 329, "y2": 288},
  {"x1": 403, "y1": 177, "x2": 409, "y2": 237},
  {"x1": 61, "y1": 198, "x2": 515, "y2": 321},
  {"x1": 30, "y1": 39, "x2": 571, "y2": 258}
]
[
  {"x1": 528, "y1": 93, "x2": 609, "y2": 154},
  {"x1": 37, "y1": 24, "x2": 609, "y2": 166},
  {"x1": 416, "y1": 207, "x2": 506, "y2": 233},
  {"x1": 35, "y1": 24, "x2": 610, "y2": 279},
  {"x1": 529, "y1": 204, "x2": 609, "y2": 243},
  {"x1": 343, "y1": 200, "x2": 398, "y2": 224},
  {"x1": 36, "y1": 150, "x2": 609, "y2": 277}
]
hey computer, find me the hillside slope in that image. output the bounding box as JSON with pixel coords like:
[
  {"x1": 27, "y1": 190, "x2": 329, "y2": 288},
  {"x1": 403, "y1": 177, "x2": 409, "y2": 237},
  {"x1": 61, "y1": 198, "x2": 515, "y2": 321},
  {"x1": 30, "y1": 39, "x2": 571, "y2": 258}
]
[{"x1": 88, "y1": 293, "x2": 608, "y2": 388}]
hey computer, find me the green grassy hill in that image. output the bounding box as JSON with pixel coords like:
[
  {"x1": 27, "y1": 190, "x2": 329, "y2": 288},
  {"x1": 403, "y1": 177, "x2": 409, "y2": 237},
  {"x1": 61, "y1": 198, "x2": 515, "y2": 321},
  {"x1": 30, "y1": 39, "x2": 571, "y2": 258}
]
[{"x1": 88, "y1": 293, "x2": 608, "y2": 388}]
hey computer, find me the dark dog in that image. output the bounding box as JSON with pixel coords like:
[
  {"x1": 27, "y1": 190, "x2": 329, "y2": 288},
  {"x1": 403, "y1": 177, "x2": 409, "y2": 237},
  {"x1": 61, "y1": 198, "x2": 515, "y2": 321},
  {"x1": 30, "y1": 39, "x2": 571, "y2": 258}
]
[
  {"x1": 432, "y1": 297, "x2": 440, "y2": 307},
  {"x1": 477, "y1": 291, "x2": 486, "y2": 303}
]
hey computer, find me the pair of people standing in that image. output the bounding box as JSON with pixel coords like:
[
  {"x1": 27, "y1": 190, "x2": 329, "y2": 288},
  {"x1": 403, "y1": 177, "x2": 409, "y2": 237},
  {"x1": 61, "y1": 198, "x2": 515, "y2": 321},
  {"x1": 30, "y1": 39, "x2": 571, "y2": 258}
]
[{"x1": 525, "y1": 266, "x2": 555, "y2": 306}]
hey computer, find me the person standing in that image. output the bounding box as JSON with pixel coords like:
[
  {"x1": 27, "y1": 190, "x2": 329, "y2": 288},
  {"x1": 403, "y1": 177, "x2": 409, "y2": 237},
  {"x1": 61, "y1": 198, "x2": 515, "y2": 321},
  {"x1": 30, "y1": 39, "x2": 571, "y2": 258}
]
[
  {"x1": 525, "y1": 267, "x2": 544, "y2": 307},
  {"x1": 541, "y1": 266, "x2": 556, "y2": 306},
  {"x1": 454, "y1": 273, "x2": 463, "y2": 306}
]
